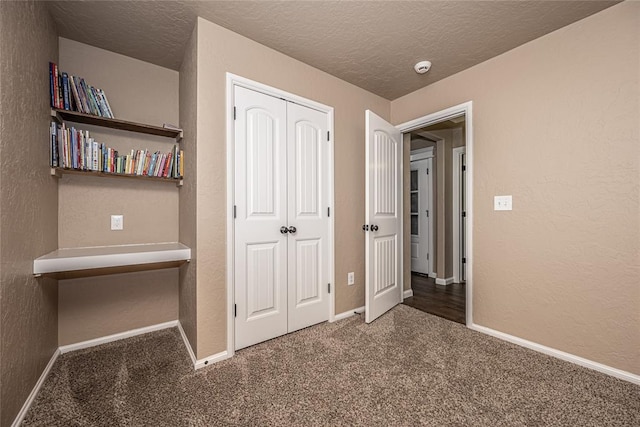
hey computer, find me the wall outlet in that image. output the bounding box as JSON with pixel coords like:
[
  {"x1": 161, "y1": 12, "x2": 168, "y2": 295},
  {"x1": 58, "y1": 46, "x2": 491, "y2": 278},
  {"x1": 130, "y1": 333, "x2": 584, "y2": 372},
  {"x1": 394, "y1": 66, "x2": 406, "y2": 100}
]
[
  {"x1": 494, "y1": 195, "x2": 512, "y2": 211},
  {"x1": 110, "y1": 215, "x2": 124, "y2": 230},
  {"x1": 347, "y1": 272, "x2": 355, "y2": 285}
]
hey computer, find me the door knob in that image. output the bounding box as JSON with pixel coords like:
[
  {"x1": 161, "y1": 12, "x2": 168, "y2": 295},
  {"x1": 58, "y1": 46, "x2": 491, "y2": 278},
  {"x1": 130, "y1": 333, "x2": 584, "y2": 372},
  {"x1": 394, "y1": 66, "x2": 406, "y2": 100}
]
[
  {"x1": 287, "y1": 226, "x2": 297, "y2": 234},
  {"x1": 280, "y1": 226, "x2": 289, "y2": 234},
  {"x1": 371, "y1": 224, "x2": 379, "y2": 231}
]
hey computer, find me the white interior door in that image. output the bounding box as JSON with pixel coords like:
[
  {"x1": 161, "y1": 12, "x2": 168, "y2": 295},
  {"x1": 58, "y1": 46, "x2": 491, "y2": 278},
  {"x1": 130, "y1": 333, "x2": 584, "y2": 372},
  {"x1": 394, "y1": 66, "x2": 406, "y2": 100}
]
[
  {"x1": 365, "y1": 110, "x2": 402, "y2": 323},
  {"x1": 287, "y1": 102, "x2": 330, "y2": 332},
  {"x1": 234, "y1": 86, "x2": 288, "y2": 350},
  {"x1": 235, "y1": 86, "x2": 330, "y2": 350},
  {"x1": 410, "y1": 158, "x2": 431, "y2": 275}
]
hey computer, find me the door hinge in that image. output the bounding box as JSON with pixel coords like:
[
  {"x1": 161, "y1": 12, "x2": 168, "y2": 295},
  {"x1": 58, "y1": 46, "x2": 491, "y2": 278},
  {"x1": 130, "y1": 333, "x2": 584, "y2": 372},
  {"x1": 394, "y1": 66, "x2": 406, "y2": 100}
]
[
  {"x1": 462, "y1": 211, "x2": 466, "y2": 218},
  {"x1": 427, "y1": 253, "x2": 429, "y2": 260},
  {"x1": 462, "y1": 165, "x2": 466, "y2": 172},
  {"x1": 462, "y1": 257, "x2": 466, "y2": 264},
  {"x1": 327, "y1": 131, "x2": 330, "y2": 141},
  {"x1": 327, "y1": 207, "x2": 330, "y2": 217},
  {"x1": 426, "y1": 210, "x2": 429, "y2": 217},
  {"x1": 234, "y1": 304, "x2": 237, "y2": 317},
  {"x1": 328, "y1": 283, "x2": 331, "y2": 293},
  {"x1": 426, "y1": 168, "x2": 429, "y2": 175},
  {"x1": 233, "y1": 106, "x2": 236, "y2": 120},
  {"x1": 233, "y1": 205, "x2": 237, "y2": 218}
]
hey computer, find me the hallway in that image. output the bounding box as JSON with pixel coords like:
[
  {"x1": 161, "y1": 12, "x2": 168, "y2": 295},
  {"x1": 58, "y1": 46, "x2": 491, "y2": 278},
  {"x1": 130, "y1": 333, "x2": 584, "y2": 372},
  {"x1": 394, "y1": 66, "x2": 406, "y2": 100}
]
[{"x1": 403, "y1": 274, "x2": 466, "y2": 324}]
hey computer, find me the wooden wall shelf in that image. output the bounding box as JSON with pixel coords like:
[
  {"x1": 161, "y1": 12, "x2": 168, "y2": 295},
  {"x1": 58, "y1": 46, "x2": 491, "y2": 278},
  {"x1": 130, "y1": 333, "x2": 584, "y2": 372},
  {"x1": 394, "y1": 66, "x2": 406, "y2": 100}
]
[
  {"x1": 34, "y1": 242, "x2": 191, "y2": 279},
  {"x1": 51, "y1": 168, "x2": 183, "y2": 187},
  {"x1": 51, "y1": 108, "x2": 182, "y2": 141}
]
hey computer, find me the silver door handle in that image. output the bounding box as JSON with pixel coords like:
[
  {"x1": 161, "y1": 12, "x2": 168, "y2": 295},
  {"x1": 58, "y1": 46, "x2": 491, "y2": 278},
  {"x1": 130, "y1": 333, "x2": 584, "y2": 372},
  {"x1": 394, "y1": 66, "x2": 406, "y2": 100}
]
[{"x1": 287, "y1": 226, "x2": 297, "y2": 234}]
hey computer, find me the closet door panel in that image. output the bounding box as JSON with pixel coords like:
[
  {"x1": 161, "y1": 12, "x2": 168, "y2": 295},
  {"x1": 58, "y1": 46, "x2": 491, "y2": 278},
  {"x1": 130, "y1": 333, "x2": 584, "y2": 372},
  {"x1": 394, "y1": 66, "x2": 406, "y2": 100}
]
[
  {"x1": 287, "y1": 102, "x2": 330, "y2": 332},
  {"x1": 234, "y1": 86, "x2": 288, "y2": 350}
]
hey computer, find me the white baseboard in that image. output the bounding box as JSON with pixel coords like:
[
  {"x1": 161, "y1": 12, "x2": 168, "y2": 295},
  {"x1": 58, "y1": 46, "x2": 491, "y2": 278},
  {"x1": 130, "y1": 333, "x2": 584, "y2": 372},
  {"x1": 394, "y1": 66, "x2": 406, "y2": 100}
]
[
  {"x1": 177, "y1": 321, "x2": 230, "y2": 370},
  {"x1": 59, "y1": 320, "x2": 179, "y2": 354},
  {"x1": 11, "y1": 348, "x2": 60, "y2": 427},
  {"x1": 469, "y1": 323, "x2": 640, "y2": 385},
  {"x1": 403, "y1": 289, "x2": 413, "y2": 299},
  {"x1": 333, "y1": 306, "x2": 365, "y2": 321},
  {"x1": 429, "y1": 272, "x2": 437, "y2": 279},
  {"x1": 435, "y1": 277, "x2": 454, "y2": 286},
  {"x1": 194, "y1": 350, "x2": 230, "y2": 369},
  {"x1": 176, "y1": 321, "x2": 197, "y2": 366}
]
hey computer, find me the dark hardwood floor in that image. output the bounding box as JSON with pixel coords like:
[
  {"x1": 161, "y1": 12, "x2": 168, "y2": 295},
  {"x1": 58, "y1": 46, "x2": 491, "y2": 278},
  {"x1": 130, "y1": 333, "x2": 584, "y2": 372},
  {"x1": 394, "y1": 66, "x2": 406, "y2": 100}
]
[{"x1": 403, "y1": 274, "x2": 466, "y2": 324}]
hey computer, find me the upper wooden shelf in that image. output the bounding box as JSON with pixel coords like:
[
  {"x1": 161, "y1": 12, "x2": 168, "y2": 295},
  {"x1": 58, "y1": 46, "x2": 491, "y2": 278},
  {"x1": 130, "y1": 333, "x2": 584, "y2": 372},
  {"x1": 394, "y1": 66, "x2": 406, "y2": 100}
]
[{"x1": 51, "y1": 109, "x2": 182, "y2": 141}]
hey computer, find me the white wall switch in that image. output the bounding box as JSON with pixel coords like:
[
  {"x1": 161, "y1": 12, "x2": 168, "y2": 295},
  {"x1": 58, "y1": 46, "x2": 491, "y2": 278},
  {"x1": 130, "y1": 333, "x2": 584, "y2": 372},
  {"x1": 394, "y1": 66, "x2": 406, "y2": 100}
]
[
  {"x1": 110, "y1": 215, "x2": 124, "y2": 230},
  {"x1": 494, "y1": 195, "x2": 512, "y2": 211},
  {"x1": 347, "y1": 272, "x2": 355, "y2": 285}
]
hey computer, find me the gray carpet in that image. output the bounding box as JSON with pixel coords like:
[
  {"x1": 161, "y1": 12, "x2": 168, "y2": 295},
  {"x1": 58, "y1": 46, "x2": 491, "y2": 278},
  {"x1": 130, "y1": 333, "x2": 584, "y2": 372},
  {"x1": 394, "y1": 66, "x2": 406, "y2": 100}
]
[{"x1": 23, "y1": 305, "x2": 640, "y2": 426}]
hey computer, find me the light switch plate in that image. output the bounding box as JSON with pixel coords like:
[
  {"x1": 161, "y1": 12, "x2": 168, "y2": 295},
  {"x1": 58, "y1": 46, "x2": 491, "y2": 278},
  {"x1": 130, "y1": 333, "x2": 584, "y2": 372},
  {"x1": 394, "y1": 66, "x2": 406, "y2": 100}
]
[
  {"x1": 494, "y1": 195, "x2": 512, "y2": 211},
  {"x1": 347, "y1": 272, "x2": 355, "y2": 285},
  {"x1": 111, "y1": 215, "x2": 124, "y2": 230}
]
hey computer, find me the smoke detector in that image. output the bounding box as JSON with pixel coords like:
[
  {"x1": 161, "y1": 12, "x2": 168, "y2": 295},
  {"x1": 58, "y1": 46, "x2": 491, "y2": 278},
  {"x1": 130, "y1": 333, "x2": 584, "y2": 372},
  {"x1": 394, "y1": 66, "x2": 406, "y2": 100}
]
[{"x1": 414, "y1": 60, "x2": 432, "y2": 74}]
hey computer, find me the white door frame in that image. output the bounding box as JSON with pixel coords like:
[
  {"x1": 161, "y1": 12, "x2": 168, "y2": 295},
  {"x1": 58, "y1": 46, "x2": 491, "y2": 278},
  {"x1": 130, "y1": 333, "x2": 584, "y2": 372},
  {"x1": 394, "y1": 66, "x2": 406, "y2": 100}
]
[
  {"x1": 452, "y1": 146, "x2": 466, "y2": 284},
  {"x1": 225, "y1": 73, "x2": 335, "y2": 357},
  {"x1": 409, "y1": 147, "x2": 434, "y2": 276},
  {"x1": 396, "y1": 101, "x2": 473, "y2": 326}
]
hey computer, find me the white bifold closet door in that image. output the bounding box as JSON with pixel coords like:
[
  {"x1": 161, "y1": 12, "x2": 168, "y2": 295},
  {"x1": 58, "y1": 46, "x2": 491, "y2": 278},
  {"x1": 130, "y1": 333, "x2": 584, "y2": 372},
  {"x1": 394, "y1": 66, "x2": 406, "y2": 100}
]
[{"x1": 234, "y1": 86, "x2": 329, "y2": 350}]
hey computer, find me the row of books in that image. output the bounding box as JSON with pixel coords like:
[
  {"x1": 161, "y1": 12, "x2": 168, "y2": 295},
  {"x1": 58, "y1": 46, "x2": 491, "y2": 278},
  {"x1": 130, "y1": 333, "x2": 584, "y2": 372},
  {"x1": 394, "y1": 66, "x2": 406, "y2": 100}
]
[
  {"x1": 50, "y1": 123, "x2": 183, "y2": 179},
  {"x1": 49, "y1": 62, "x2": 115, "y2": 118}
]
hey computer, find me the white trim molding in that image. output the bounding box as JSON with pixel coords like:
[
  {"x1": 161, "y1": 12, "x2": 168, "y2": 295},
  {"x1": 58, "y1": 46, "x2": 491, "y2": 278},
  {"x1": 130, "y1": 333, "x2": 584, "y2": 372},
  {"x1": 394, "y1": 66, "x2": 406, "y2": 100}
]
[
  {"x1": 333, "y1": 306, "x2": 366, "y2": 322},
  {"x1": 11, "y1": 348, "x2": 60, "y2": 427},
  {"x1": 403, "y1": 289, "x2": 414, "y2": 299},
  {"x1": 59, "y1": 320, "x2": 178, "y2": 354},
  {"x1": 452, "y1": 146, "x2": 466, "y2": 284},
  {"x1": 435, "y1": 277, "x2": 455, "y2": 286},
  {"x1": 469, "y1": 323, "x2": 640, "y2": 385},
  {"x1": 409, "y1": 146, "x2": 434, "y2": 161},
  {"x1": 177, "y1": 321, "x2": 230, "y2": 370},
  {"x1": 396, "y1": 101, "x2": 473, "y2": 326},
  {"x1": 177, "y1": 321, "x2": 197, "y2": 366}
]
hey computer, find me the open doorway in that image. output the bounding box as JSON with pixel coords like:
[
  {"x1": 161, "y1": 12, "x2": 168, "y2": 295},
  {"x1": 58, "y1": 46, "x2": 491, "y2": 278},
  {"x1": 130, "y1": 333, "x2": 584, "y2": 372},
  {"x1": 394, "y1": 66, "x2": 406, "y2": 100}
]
[{"x1": 403, "y1": 114, "x2": 467, "y2": 324}]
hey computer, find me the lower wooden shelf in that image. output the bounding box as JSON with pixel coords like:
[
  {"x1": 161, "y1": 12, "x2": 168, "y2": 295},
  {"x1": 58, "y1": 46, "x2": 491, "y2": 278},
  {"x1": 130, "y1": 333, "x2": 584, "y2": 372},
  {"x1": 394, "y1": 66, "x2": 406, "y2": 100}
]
[
  {"x1": 51, "y1": 167, "x2": 183, "y2": 187},
  {"x1": 33, "y1": 242, "x2": 191, "y2": 279}
]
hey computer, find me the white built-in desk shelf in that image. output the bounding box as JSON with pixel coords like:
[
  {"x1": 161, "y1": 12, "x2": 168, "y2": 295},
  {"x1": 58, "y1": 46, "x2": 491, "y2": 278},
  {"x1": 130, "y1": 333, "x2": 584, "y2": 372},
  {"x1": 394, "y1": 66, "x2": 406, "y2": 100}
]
[{"x1": 33, "y1": 242, "x2": 191, "y2": 279}]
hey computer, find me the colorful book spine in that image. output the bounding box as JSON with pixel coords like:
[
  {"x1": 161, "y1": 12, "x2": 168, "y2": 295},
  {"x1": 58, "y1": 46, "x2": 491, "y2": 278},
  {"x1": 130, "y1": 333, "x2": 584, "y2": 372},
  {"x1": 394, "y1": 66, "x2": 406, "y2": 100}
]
[
  {"x1": 50, "y1": 122, "x2": 57, "y2": 167},
  {"x1": 62, "y1": 73, "x2": 70, "y2": 110},
  {"x1": 49, "y1": 63, "x2": 55, "y2": 108},
  {"x1": 75, "y1": 76, "x2": 89, "y2": 113},
  {"x1": 53, "y1": 64, "x2": 60, "y2": 109},
  {"x1": 101, "y1": 89, "x2": 114, "y2": 118},
  {"x1": 57, "y1": 68, "x2": 63, "y2": 109},
  {"x1": 69, "y1": 76, "x2": 83, "y2": 113}
]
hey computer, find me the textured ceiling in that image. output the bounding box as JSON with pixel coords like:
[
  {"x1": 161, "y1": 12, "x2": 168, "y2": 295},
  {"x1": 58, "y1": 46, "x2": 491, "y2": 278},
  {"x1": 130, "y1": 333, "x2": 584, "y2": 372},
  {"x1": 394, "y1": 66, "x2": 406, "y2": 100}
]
[{"x1": 45, "y1": 1, "x2": 619, "y2": 100}]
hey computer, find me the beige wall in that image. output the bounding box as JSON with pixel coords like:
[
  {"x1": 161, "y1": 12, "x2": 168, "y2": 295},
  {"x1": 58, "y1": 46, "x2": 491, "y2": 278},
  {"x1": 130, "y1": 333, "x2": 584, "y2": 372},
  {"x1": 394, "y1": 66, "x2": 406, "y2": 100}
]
[
  {"x1": 178, "y1": 25, "x2": 198, "y2": 354},
  {"x1": 0, "y1": 2, "x2": 59, "y2": 425},
  {"x1": 58, "y1": 269, "x2": 178, "y2": 345},
  {"x1": 57, "y1": 38, "x2": 180, "y2": 345},
  {"x1": 391, "y1": 2, "x2": 640, "y2": 374},
  {"x1": 193, "y1": 18, "x2": 390, "y2": 358}
]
